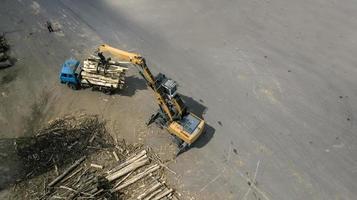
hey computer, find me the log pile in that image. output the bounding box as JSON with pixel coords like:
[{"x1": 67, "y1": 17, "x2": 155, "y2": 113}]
[
  {"x1": 10, "y1": 115, "x2": 180, "y2": 200},
  {"x1": 106, "y1": 149, "x2": 176, "y2": 199},
  {"x1": 80, "y1": 55, "x2": 128, "y2": 89},
  {"x1": 41, "y1": 156, "x2": 115, "y2": 200},
  {"x1": 39, "y1": 149, "x2": 177, "y2": 199}
]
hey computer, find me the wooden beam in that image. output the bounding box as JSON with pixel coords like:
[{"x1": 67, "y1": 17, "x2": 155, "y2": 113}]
[
  {"x1": 48, "y1": 156, "x2": 86, "y2": 187},
  {"x1": 106, "y1": 158, "x2": 149, "y2": 182}
]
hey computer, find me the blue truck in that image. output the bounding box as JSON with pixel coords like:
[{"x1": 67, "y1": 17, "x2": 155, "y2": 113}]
[{"x1": 59, "y1": 59, "x2": 81, "y2": 90}]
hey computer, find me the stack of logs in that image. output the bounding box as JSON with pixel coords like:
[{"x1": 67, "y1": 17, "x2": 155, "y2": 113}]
[
  {"x1": 44, "y1": 149, "x2": 178, "y2": 200},
  {"x1": 0, "y1": 33, "x2": 13, "y2": 69},
  {"x1": 80, "y1": 55, "x2": 128, "y2": 89},
  {"x1": 106, "y1": 150, "x2": 176, "y2": 199}
]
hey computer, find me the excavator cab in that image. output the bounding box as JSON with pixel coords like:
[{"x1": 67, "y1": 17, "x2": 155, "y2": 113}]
[
  {"x1": 155, "y1": 73, "x2": 177, "y2": 99},
  {"x1": 162, "y1": 79, "x2": 177, "y2": 99}
]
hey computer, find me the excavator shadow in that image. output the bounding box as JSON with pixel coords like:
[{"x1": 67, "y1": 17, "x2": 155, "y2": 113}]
[
  {"x1": 180, "y1": 95, "x2": 215, "y2": 149},
  {"x1": 192, "y1": 123, "x2": 215, "y2": 149},
  {"x1": 119, "y1": 75, "x2": 147, "y2": 96}
]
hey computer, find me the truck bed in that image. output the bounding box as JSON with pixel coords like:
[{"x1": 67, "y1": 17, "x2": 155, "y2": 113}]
[{"x1": 80, "y1": 59, "x2": 128, "y2": 89}]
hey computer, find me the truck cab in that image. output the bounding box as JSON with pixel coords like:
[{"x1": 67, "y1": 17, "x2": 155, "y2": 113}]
[{"x1": 60, "y1": 59, "x2": 80, "y2": 89}]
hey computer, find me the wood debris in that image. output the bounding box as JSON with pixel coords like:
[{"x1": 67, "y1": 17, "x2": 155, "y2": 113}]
[
  {"x1": 113, "y1": 151, "x2": 120, "y2": 162},
  {"x1": 90, "y1": 163, "x2": 103, "y2": 169},
  {"x1": 10, "y1": 115, "x2": 179, "y2": 200},
  {"x1": 48, "y1": 156, "x2": 86, "y2": 187}
]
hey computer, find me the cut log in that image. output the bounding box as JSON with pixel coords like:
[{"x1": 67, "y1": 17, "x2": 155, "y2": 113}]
[
  {"x1": 81, "y1": 72, "x2": 122, "y2": 82},
  {"x1": 60, "y1": 167, "x2": 83, "y2": 184},
  {"x1": 106, "y1": 158, "x2": 149, "y2": 182},
  {"x1": 107, "y1": 150, "x2": 147, "y2": 174},
  {"x1": 108, "y1": 154, "x2": 147, "y2": 176},
  {"x1": 143, "y1": 188, "x2": 163, "y2": 200},
  {"x1": 82, "y1": 66, "x2": 126, "y2": 72},
  {"x1": 106, "y1": 154, "x2": 147, "y2": 178},
  {"x1": 79, "y1": 56, "x2": 128, "y2": 90},
  {"x1": 86, "y1": 58, "x2": 129, "y2": 66},
  {"x1": 48, "y1": 156, "x2": 86, "y2": 187},
  {"x1": 80, "y1": 79, "x2": 120, "y2": 88},
  {"x1": 112, "y1": 164, "x2": 160, "y2": 192},
  {"x1": 113, "y1": 171, "x2": 134, "y2": 188},
  {"x1": 82, "y1": 60, "x2": 128, "y2": 72},
  {"x1": 137, "y1": 182, "x2": 163, "y2": 200},
  {"x1": 171, "y1": 195, "x2": 179, "y2": 200},
  {"x1": 151, "y1": 189, "x2": 173, "y2": 200},
  {"x1": 59, "y1": 185, "x2": 78, "y2": 193},
  {"x1": 80, "y1": 78, "x2": 123, "y2": 85},
  {"x1": 90, "y1": 163, "x2": 103, "y2": 169},
  {"x1": 158, "y1": 163, "x2": 176, "y2": 175},
  {"x1": 81, "y1": 69, "x2": 126, "y2": 78},
  {"x1": 80, "y1": 79, "x2": 121, "y2": 86},
  {"x1": 113, "y1": 151, "x2": 120, "y2": 161}
]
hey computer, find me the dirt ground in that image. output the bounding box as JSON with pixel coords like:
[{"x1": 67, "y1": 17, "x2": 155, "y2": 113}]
[
  {"x1": 0, "y1": 1, "x2": 181, "y2": 199},
  {"x1": 2, "y1": 0, "x2": 357, "y2": 200}
]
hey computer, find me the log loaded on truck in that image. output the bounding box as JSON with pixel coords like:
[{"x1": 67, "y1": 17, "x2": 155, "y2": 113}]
[
  {"x1": 59, "y1": 53, "x2": 127, "y2": 94},
  {"x1": 60, "y1": 45, "x2": 205, "y2": 155}
]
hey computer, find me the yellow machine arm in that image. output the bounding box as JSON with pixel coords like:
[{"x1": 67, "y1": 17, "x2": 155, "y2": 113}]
[
  {"x1": 98, "y1": 44, "x2": 175, "y2": 121},
  {"x1": 98, "y1": 44, "x2": 154, "y2": 84}
]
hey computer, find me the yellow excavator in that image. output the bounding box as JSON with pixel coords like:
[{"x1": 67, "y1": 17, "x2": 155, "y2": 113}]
[{"x1": 97, "y1": 44, "x2": 205, "y2": 155}]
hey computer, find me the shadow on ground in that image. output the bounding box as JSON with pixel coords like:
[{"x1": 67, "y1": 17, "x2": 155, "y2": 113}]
[
  {"x1": 0, "y1": 66, "x2": 18, "y2": 85},
  {"x1": 119, "y1": 75, "x2": 147, "y2": 96},
  {"x1": 0, "y1": 116, "x2": 111, "y2": 190}
]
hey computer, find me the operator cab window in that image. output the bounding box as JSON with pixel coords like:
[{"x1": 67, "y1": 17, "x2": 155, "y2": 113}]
[
  {"x1": 180, "y1": 114, "x2": 200, "y2": 135},
  {"x1": 170, "y1": 85, "x2": 177, "y2": 95},
  {"x1": 163, "y1": 79, "x2": 177, "y2": 97}
]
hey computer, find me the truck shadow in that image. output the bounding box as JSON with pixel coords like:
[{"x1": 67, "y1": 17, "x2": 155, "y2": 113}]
[
  {"x1": 119, "y1": 75, "x2": 147, "y2": 96},
  {"x1": 180, "y1": 95, "x2": 215, "y2": 149}
]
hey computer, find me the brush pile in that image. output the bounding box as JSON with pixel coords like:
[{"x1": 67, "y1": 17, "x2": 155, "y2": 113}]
[{"x1": 10, "y1": 115, "x2": 179, "y2": 200}]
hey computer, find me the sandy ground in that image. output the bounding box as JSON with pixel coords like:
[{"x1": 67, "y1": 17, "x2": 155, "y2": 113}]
[{"x1": 1, "y1": 0, "x2": 357, "y2": 200}]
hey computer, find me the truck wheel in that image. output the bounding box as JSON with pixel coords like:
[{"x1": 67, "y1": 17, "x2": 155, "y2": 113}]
[
  {"x1": 68, "y1": 83, "x2": 78, "y2": 90},
  {"x1": 104, "y1": 89, "x2": 112, "y2": 95},
  {"x1": 172, "y1": 135, "x2": 184, "y2": 146},
  {"x1": 155, "y1": 118, "x2": 166, "y2": 129},
  {"x1": 176, "y1": 142, "x2": 189, "y2": 156}
]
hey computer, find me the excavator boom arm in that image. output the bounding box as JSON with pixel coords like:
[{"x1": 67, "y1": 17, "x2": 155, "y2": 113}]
[
  {"x1": 97, "y1": 44, "x2": 174, "y2": 121},
  {"x1": 98, "y1": 44, "x2": 156, "y2": 86}
]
